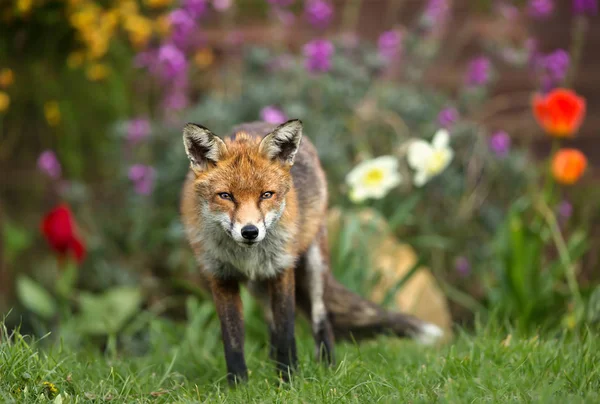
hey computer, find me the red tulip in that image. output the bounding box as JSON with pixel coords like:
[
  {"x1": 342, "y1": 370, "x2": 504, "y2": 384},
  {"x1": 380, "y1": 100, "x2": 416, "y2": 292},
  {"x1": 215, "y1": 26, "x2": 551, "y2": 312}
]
[
  {"x1": 532, "y1": 88, "x2": 586, "y2": 138},
  {"x1": 41, "y1": 204, "x2": 86, "y2": 264}
]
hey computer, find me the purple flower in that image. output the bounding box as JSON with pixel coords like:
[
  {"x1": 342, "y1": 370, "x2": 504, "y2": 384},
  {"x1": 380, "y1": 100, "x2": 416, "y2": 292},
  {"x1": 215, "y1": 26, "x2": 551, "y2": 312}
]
[
  {"x1": 260, "y1": 106, "x2": 287, "y2": 124},
  {"x1": 157, "y1": 44, "x2": 187, "y2": 81},
  {"x1": 454, "y1": 256, "x2": 470, "y2": 277},
  {"x1": 163, "y1": 90, "x2": 189, "y2": 111},
  {"x1": 212, "y1": 0, "x2": 232, "y2": 12},
  {"x1": 305, "y1": 0, "x2": 333, "y2": 29},
  {"x1": 182, "y1": 0, "x2": 208, "y2": 18},
  {"x1": 422, "y1": 0, "x2": 450, "y2": 28},
  {"x1": 573, "y1": 0, "x2": 598, "y2": 15},
  {"x1": 378, "y1": 30, "x2": 402, "y2": 62},
  {"x1": 557, "y1": 200, "x2": 573, "y2": 220},
  {"x1": 303, "y1": 39, "x2": 334, "y2": 73},
  {"x1": 128, "y1": 164, "x2": 156, "y2": 196},
  {"x1": 536, "y1": 49, "x2": 570, "y2": 91},
  {"x1": 465, "y1": 56, "x2": 492, "y2": 86},
  {"x1": 37, "y1": 150, "x2": 61, "y2": 179},
  {"x1": 437, "y1": 107, "x2": 459, "y2": 129},
  {"x1": 126, "y1": 118, "x2": 151, "y2": 144},
  {"x1": 527, "y1": 0, "x2": 554, "y2": 18},
  {"x1": 169, "y1": 9, "x2": 197, "y2": 48},
  {"x1": 489, "y1": 131, "x2": 511, "y2": 157},
  {"x1": 267, "y1": 0, "x2": 294, "y2": 6}
]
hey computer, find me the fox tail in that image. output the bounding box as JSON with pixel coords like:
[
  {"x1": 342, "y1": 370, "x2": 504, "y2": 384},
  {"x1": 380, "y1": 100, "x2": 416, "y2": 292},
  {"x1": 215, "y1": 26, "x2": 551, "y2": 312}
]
[{"x1": 322, "y1": 272, "x2": 444, "y2": 345}]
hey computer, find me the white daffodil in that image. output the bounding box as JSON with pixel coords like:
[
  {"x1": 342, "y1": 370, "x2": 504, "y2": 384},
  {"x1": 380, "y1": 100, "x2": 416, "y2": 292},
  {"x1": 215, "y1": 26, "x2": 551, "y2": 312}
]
[
  {"x1": 346, "y1": 156, "x2": 402, "y2": 203},
  {"x1": 407, "y1": 129, "x2": 454, "y2": 187}
]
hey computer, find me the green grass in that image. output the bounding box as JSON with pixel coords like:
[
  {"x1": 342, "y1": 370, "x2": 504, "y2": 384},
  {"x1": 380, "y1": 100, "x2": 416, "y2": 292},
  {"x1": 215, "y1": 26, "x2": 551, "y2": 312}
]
[{"x1": 2, "y1": 309, "x2": 600, "y2": 404}]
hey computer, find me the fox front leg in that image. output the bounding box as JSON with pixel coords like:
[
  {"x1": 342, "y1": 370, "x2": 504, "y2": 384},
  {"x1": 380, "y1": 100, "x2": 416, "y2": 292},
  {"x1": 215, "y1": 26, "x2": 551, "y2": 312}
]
[
  {"x1": 210, "y1": 277, "x2": 248, "y2": 385},
  {"x1": 268, "y1": 268, "x2": 298, "y2": 381}
]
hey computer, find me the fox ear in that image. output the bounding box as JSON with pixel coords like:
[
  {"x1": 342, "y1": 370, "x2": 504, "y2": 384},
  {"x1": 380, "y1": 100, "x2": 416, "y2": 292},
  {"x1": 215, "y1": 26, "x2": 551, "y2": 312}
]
[
  {"x1": 259, "y1": 119, "x2": 303, "y2": 166},
  {"x1": 183, "y1": 123, "x2": 228, "y2": 172}
]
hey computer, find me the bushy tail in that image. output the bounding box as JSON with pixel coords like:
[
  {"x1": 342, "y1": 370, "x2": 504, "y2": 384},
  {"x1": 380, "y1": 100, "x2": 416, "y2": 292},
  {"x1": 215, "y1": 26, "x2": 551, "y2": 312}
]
[{"x1": 322, "y1": 273, "x2": 444, "y2": 345}]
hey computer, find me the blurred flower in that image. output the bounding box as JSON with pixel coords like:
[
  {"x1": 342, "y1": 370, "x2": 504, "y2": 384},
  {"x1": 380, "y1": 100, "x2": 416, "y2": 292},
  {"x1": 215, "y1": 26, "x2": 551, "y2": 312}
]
[
  {"x1": 268, "y1": 0, "x2": 295, "y2": 6},
  {"x1": 489, "y1": 131, "x2": 511, "y2": 157},
  {"x1": 145, "y1": 0, "x2": 174, "y2": 7},
  {"x1": 155, "y1": 14, "x2": 172, "y2": 37},
  {"x1": 407, "y1": 129, "x2": 454, "y2": 187},
  {"x1": 273, "y1": 7, "x2": 296, "y2": 26},
  {"x1": 346, "y1": 156, "x2": 402, "y2": 203},
  {"x1": 194, "y1": 48, "x2": 215, "y2": 68},
  {"x1": 44, "y1": 101, "x2": 61, "y2": 127},
  {"x1": 552, "y1": 149, "x2": 587, "y2": 185},
  {"x1": 437, "y1": 107, "x2": 459, "y2": 129},
  {"x1": 0, "y1": 92, "x2": 9, "y2": 112},
  {"x1": 169, "y1": 9, "x2": 197, "y2": 48},
  {"x1": 465, "y1": 57, "x2": 492, "y2": 86},
  {"x1": 86, "y1": 63, "x2": 110, "y2": 81},
  {"x1": 305, "y1": 0, "x2": 333, "y2": 29},
  {"x1": 303, "y1": 39, "x2": 334, "y2": 73},
  {"x1": 163, "y1": 89, "x2": 189, "y2": 111},
  {"x1": 536, "y1": 49, "x2": 569, "y2": 91},
  {"x1": 260, "y1": 106, "x2": 287, "y2": 124},
  {"x1": 17, "y1": 0, "x2": 33, "y2": 14},
  {"x1": 573, "y1": 0, "x2": 598, "y2": 14},
  {"x1": 157, "y1": 44, "x2": 187, "y2": 80},
  {"x1": 0, "y1": 68, "x2": 14, "y2": 88},
  {"x1": 533, "y1": 88, "x2": 586, "y2": 137},
  {"x1": 454, "y1": 256, "x2": 470, "y2": 277},
  {"x1": 129, "y1": 164, "x2": 156, "y2": 195},
  {"x1": 41, "y1": 204, "x2": 86, "y2": 264},
  {"x1": 213, "y1": 0, "x2": 232, "y2": 11},
  {"x1": 527, "y1": 0, "x2": 554, "y2": 18},
  {"x1": 67, "y1": 52, "x2": 85, "y2": 69},
  {"x1": 37, "y1": 150, "x2": 62, "y2": 179},
  {"x1": 422, "y1": 0, "x2": 450, "y2": 28},
  {"x1": 42, "y1": 382, "x2": 59, "y2": 399},
  {"x1": 183, "y1": 0, "x2": 208, "y2": 18},
  {"x1": 124, "y1": 15, "x2": 153, "y2": 48},
  {"x1": 557, "y1": 200, "x2": 573, "y2": 220},
  {"x1": 126, "y1": 118, "x2": 151, "y2": 144},
  {"x1": 378, "y1": 30, "x2": 402, "y2": 62}
]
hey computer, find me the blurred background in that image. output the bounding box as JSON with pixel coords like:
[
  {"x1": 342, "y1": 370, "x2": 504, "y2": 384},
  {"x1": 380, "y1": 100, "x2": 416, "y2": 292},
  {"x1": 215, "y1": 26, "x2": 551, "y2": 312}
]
[{"x1": 1, "y1": 0, "x2": 600, "y2": 346}]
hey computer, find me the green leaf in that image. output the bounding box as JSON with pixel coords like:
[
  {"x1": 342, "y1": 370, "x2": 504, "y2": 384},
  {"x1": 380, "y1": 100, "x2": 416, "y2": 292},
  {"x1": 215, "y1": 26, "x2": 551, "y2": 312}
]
[
  {"x1": 76, "y1": 286, "x2": 143, "y2": 336},
  {"x1": 388, "y1": 193, "x2": 421, "y2": 231},
  {"x1": 16, "y1": 276, "x2": 57, "y2": 320},
  {"x1": 587, "y1": 286, "x2": 600, "y2": 325},
  {"x1": 4, "y1": 221, "x2": 33, "y2": 264}
]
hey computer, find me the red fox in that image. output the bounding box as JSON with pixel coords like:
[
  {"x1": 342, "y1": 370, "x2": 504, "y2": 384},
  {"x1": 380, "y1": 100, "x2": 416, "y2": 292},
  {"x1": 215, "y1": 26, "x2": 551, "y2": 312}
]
[{"x1": 180, "y1": 119, "x2": 443, "y2": 384}]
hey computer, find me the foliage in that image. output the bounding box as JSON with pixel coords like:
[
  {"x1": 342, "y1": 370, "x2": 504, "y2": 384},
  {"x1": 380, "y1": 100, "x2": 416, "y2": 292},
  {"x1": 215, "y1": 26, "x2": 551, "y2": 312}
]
[{"x1": 2, "y1": 317, "x2": 600, "y2": 402}]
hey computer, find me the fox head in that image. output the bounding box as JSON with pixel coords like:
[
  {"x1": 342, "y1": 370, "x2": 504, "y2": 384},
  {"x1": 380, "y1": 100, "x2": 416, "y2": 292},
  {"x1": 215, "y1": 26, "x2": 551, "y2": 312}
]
[{"x1": 183, "y1": 120, "x2": 302, "y2": 247}]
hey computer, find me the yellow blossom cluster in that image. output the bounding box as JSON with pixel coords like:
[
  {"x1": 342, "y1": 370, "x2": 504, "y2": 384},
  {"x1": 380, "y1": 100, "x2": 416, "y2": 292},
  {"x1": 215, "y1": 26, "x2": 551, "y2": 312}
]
[{"x1": 0, "y1": 68, "x2": 13, "y2": 113}]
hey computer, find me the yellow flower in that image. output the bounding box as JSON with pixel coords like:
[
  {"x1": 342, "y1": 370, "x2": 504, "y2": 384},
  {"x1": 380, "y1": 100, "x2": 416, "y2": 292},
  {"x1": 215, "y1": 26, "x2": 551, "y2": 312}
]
[
  {"x1": 346, "y1": 156, "x2": 402, "y2": 203},
  {"x1": 194, "y1": 48, "x2": 215, "y2": 69},
  {"x1": 67, "y1": 51, "x2": 85, "y2": 69},
  {"x1": 117, "y1": 0, "x2": 139, "y2": 17},
  {"x1": 17, "y1": 0, "x2": 33, "y2": 14},
  {"x1": 0, "y1": 92, "x2": 10, "y2": 112},
  {"x1": 0, "y1": 68, "x2": 14, "y2": 88},
  {"x1": 42, "y1": 381, "x2": 59, "y2": 399},
  {"x1": 124, "y1": 15, "x2": 153, "y2": 49},
  {"x1": 145, "y1": 0, "x2": 174, "y2": 8},
  {"x1": 86, "y1": 63, "x2": 110, "y2": 81},
  {"x1": 155, "y1": 14, "x2": 172, "y2": 37},
  {"x1": 44, "y1": 101, "x2": 61, "y2": 127}
]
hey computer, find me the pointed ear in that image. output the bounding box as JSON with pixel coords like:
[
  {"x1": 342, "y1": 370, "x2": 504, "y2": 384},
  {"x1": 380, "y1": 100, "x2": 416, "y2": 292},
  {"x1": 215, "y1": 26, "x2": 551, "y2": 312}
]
[
  {"x1": 183, "y1": 123, "x2": 228, "y2": 172},
  {"x1": 259, "y1": 119, "x2": 303, "y2": 166}
]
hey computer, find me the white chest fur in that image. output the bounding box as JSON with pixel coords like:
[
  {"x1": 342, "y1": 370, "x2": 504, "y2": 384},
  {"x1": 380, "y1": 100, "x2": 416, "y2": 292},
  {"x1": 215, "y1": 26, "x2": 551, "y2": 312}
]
[{"x1": 199, "y1": 224, "x2": 296, "y2": 281}]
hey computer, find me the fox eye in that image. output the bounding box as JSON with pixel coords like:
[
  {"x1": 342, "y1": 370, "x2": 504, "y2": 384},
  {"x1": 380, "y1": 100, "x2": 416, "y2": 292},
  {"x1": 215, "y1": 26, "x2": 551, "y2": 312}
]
[
  {"x1": 218, "y1": 192, "x2": 233, "y2": 200},
  {"x1": 260, "y1": 192, "x2": 274, "y2": 200}
]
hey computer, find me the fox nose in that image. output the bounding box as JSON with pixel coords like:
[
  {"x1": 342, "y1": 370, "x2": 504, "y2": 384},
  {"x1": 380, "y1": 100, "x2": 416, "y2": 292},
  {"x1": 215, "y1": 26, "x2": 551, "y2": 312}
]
[{"x1": 241, "y1": 225, "x2": 259, "y2": 240}]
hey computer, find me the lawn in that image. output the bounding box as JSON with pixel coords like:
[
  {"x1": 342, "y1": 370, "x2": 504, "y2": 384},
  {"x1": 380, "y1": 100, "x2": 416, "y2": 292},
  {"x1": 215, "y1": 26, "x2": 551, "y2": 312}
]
[{"x1": 2, "y1": 316, "x2": 599, "y2": 403}]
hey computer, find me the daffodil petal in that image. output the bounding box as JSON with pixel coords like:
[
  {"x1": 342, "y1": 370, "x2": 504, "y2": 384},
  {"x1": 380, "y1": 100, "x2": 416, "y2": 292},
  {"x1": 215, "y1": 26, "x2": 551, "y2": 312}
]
[
  {"x1": 414, "y1": 170, "x2": 429, "y2": 187},
  {"x1": 432, "y1": 129, "x2": 450, "y2": 149},
  {"x1": 407, "y1": 140, "x2": 433, "y2": 170}
]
